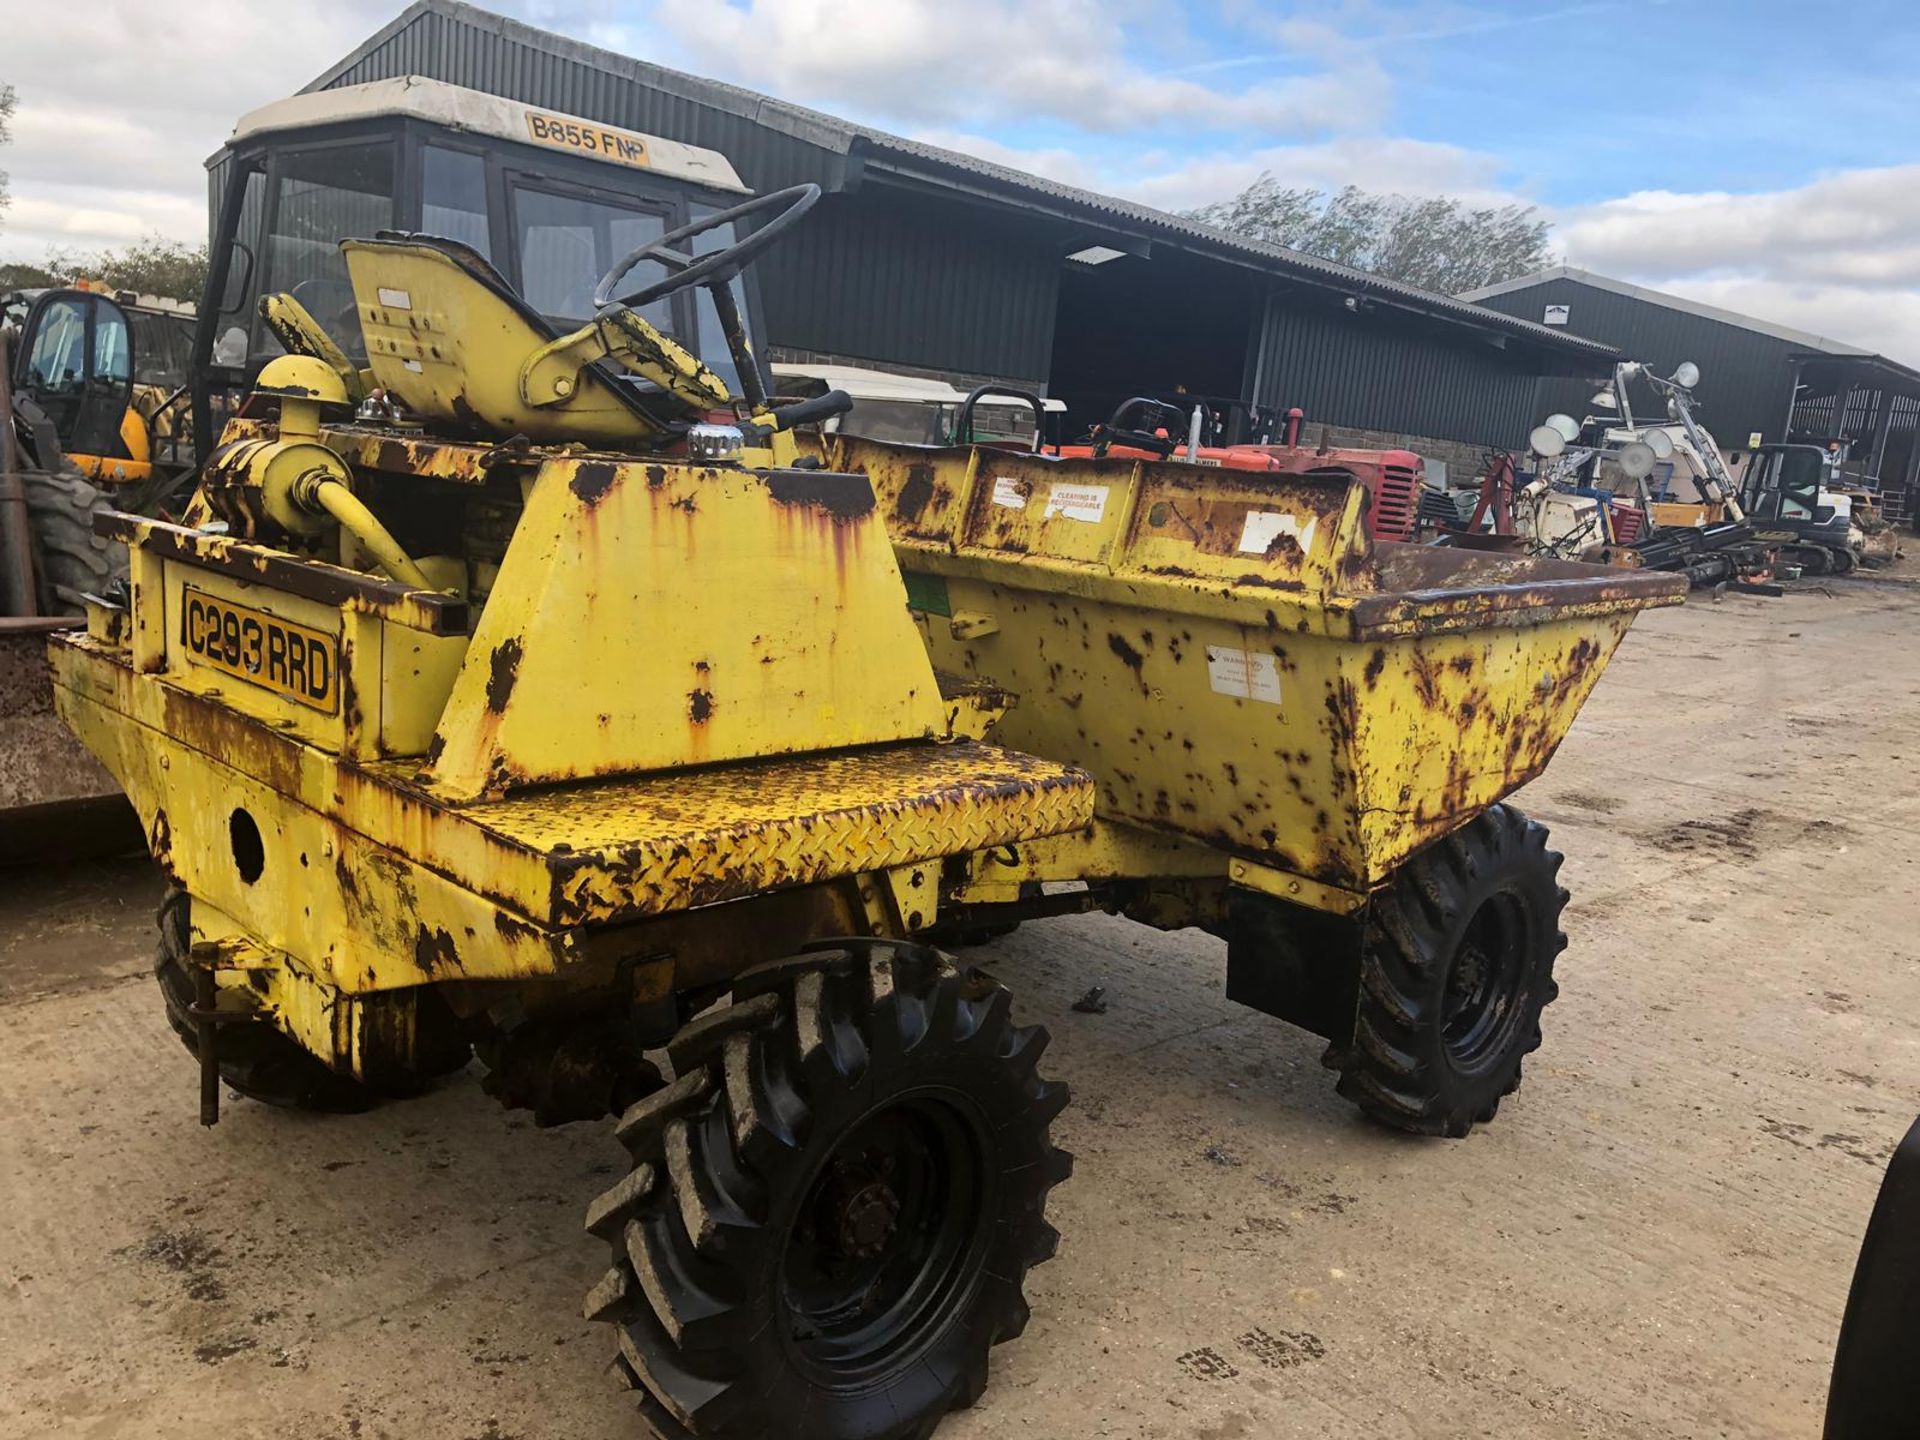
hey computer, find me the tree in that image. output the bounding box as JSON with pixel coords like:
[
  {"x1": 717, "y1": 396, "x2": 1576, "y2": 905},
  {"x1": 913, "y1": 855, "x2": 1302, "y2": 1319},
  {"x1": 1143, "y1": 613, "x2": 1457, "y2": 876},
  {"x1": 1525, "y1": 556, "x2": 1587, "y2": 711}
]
[
  {"x1": 0, "y1": 82, "x2": 14, "y2": 223},
  {"x1": 42, "y1": 235, "x2": 209, "y2": 303},
  {"x1": 1184, "y1": 175, "x2": 1553, "y2": 295}
]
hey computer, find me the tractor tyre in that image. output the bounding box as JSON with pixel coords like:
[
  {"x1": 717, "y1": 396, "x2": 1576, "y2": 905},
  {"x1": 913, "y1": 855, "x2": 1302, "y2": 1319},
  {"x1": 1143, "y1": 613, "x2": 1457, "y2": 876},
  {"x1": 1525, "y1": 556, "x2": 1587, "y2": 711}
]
[
  {"x1": 22, "y1": 466, "x2": 126, "y2": 613},
  {"x1": 153, "y1": 888, "x2": 375, "y2": 1113},
  {"x1": 583, "y1": 939, "x2": 1071, "y2": 1440},
  {"x1": 1330, "y1": 804, "x2": 1566, "y2": 1138}
]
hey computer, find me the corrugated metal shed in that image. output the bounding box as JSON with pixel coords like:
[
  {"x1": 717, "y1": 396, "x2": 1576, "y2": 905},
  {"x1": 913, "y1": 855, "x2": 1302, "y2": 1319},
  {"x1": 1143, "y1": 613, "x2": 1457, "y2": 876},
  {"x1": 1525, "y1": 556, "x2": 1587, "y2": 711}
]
[
  {"x1": 1464, "y1": 266, "x2": 1920, "y2": 451},
  {"x1": 264, "y1": 0, "x2": 1615, "y2": 446}
]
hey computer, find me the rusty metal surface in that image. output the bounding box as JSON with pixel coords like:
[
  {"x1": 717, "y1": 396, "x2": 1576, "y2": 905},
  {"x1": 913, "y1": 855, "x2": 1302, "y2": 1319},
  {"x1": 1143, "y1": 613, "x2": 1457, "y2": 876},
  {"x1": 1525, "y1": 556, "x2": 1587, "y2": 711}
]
[
  {"x1": 420, "y1": 452, "x2": 948, "y2": 801},
  {"x1": 97, "y1": 512, "x2": 467, "y2": 635},
  {"x1": 430, "y1": 739, "x2": 1096, "y2": 925},
  {"x1": 832, "y1": 436, "x2": 1683, "y2": 893},
  {"x1": 53, "y1": 633, "x2": 1095, "y2": 970}
]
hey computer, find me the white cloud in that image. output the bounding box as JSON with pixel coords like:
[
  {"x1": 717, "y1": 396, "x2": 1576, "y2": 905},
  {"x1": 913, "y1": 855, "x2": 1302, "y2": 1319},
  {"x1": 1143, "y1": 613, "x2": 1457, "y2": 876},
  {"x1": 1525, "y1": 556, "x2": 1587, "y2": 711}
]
[
  {"x1": 1556, "y1": 164, "x2": 1920, "y2": 359},
  {"x1": 627, "y1": 0, "x2": 1385, "y2": 138},
  {"x1": 0, "y1": 0, "x2": 397, "y2": 260},
  {"x1": 904, "y1": 128, "x2": 1523, "y2": 216}
]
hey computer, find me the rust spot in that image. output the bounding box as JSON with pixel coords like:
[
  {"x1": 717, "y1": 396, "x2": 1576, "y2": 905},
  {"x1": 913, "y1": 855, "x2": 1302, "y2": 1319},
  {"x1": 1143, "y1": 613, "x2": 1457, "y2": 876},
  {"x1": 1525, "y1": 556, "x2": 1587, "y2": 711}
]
[
  {"x1": 1449, "y1": 654, "x2": 1475, "y2": 676},
  {"x1": 493, "y1": 910, "x2": 542, "y2": 946},
  {"x1": 149, "y1": 809, "x2": 174, "y2": 876},
  {"x1": 1363, "y1": 648, "x2": 1386, "y2": 687},
  {"x1": 485, "y1": 637, "x2": 524, "y2": 714},
  {"x1": 570, "y1": 461, "x2": 619, "y2": 507},
  {"x1": 767, "y1": 471, "x2": 875, "y2": 519},
  {"x1": 414, "y1": 925, "x2": 460, "y2": 976},
  {"x1": 1107, "y1": 632, "x2": 1145, "y2": 675},
  {"x1": 646, "y1": 465, "x2": 668, "y2": 490},
  {"x1": 1411, "y1": 650, "x2": 1442, "y2": 708},
  {"x1": 689, "y1": 689, "x2": 715, "y2": 724},
  {"x1": 896, "y1": 465, "x2": 936, "y2": 520}
]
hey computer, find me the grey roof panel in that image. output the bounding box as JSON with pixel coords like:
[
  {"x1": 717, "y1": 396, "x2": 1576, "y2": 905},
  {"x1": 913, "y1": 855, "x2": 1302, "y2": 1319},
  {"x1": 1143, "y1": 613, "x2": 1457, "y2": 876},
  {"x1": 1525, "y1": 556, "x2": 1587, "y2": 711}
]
[{"x1": 1460, "y1": 264, "x2": 1881, "y2": 360}]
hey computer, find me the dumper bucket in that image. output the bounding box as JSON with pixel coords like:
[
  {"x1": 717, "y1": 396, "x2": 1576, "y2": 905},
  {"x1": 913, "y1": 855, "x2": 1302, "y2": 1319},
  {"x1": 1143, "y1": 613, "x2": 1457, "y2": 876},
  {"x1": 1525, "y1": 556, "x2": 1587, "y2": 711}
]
[{"x1": 832, "y1": 436, "x2": 1686, "y2": 897}]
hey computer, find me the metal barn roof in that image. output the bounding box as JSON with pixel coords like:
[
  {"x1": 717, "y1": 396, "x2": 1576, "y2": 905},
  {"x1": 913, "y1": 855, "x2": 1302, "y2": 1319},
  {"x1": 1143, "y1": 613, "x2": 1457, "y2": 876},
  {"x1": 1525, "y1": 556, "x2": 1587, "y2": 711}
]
[{"x1": 1462, "y1": 265, "x2": 1919, "y2": 381}]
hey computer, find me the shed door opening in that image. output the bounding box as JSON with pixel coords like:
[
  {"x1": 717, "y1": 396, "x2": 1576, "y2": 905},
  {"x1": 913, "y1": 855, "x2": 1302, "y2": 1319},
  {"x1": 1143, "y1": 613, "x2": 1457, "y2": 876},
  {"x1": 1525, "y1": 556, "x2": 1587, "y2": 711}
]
[{"x1": 1046, "y1": 250, "x2": 1261, "y2": 442}]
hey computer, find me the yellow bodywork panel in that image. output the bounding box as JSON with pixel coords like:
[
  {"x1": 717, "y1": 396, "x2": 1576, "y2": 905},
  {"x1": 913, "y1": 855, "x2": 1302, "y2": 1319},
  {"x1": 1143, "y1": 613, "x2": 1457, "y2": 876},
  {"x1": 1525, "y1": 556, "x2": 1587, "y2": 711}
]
[
  {"x1": 832, "y1": 435, "x2": 1687, "y2": 895},
  {"x1": 340, "y1": 237, "x2": 732, "y2": 445},
  {"x1": 423, "y1": 454, "x2": 948, "y2": 800},
  {"x1": 341, "y1": 238, "x2": 661, "y2": 445},
  {"x1": 51, "y1": 631, "x2": 1094, "y2": 988}
]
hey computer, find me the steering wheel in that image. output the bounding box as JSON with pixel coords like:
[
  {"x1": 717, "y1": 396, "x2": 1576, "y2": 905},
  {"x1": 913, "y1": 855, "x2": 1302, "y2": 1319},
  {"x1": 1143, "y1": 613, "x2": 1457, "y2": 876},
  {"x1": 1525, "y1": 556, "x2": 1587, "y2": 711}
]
[
  {"x1": 593, "y1": 184, "x2": 821, "y2": 313},
  {"x1": 1092, "y1": 397, "x2": 1190, "y2": 458}
]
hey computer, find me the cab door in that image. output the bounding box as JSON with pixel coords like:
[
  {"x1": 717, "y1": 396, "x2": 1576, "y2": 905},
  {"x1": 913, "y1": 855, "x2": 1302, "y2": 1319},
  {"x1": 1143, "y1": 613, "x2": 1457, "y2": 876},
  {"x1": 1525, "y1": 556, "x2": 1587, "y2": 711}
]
[{"x1": 12, "y1": 289, "x2": 135, "y2": 462}]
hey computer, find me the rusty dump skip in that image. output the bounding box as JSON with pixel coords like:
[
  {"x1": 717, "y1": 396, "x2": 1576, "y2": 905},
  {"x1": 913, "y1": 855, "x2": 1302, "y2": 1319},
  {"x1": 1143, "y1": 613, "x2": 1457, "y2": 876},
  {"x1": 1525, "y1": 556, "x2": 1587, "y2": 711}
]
[{"x1": 832, "y1": 435, "x2": 1686, "y2": 893}]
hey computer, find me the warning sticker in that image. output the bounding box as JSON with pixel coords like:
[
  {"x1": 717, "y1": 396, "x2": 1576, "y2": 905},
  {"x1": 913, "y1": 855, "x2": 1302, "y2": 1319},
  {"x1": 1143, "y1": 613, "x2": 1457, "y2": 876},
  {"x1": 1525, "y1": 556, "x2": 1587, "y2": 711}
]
[
  {"x1": 1238, "y1": 510, "x2": 1318, "y2": 556},
  {"x1": 1043, "y1": 482, "x2": 1110, "y2": 523},
  {"x1": 991, "y1": 475, "x2": 1028, "y2": 509},
  {"x1": 1206, "y1": 646, "x2": 1282, "y2": 704}
]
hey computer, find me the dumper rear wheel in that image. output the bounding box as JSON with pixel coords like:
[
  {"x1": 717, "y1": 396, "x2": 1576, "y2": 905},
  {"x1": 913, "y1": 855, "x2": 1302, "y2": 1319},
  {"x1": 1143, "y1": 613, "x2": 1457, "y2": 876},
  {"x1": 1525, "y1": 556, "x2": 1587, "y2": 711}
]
[
  {"x1": 153, "y1": 888, "x2": 375, "y2": 1113},
  {"x1": 582, "y1": 940, "x2": 1070, "y2": 1440},
  {"x1": 1334, "y1": 805, "x2": 1566, "y2": 1138}
]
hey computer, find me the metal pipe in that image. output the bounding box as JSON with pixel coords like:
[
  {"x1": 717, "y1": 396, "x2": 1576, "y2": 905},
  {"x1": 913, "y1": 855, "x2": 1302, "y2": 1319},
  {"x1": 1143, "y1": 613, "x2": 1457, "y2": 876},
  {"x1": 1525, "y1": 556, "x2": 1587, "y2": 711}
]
[
  {"x1": 0, "y1": 329, "x2": 39, "y2": 618},
  {"x1": 300, "y1": 475, "x2": 432, "y2": 590},
  {"x1": 194, "y1": 959, "x2": 221, "y2": 1127}
]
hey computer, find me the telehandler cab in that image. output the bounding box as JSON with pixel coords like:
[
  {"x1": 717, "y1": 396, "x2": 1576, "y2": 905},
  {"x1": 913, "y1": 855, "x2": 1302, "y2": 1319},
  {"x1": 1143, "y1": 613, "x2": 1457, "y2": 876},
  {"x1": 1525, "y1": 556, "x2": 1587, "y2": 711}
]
[{"x1": 53, "y1": 78, "x2": 1685, "y2": 1440}]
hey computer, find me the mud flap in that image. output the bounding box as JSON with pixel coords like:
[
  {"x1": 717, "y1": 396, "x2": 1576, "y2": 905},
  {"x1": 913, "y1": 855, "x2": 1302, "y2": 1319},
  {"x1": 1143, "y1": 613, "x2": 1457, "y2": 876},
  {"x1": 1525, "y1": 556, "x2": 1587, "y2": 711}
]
[
  {"x1": 1825, "y1": 1113, "x2": 1920, "y2": 1438},
  {"x1": 1223, "y1": 890, "x2": 1362, "y2": 1046}
]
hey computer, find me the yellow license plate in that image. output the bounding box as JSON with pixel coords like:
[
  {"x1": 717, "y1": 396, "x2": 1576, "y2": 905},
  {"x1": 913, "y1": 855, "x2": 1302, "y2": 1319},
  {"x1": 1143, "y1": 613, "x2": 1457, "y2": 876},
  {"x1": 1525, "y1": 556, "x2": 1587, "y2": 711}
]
[{"x1": 180, "y1": 587, "x2": 339, "y2": 713}]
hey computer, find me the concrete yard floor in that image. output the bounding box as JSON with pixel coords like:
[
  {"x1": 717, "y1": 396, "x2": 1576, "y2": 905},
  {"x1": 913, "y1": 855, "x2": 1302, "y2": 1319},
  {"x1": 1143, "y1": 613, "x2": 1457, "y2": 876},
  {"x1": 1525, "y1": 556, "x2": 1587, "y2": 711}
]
[{"x1": 5, "y1": 574, "x2": 1920, "y2": 1440}]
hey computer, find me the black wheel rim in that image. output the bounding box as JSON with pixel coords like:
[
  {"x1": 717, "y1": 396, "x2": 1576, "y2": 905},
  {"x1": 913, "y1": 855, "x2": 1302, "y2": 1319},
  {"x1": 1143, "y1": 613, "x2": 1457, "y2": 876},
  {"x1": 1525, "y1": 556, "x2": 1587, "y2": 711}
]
[
  {"x1": 780, "y1": 1094, "x2": 987, "y2": 1386},
  {"x1": 1441, "y1": 890, "x2": 1531, "y2": 1073}
]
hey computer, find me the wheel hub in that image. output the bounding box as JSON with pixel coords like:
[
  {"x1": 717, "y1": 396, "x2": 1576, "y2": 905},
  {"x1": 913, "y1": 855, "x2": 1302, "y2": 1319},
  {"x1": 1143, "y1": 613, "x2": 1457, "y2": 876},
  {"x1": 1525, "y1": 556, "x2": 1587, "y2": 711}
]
[
  {"x1": 831, "y1": 1177, "x2": 901, "y2": 1259},
  {"x1": 1441, "y1": 890, "x2": 1532, "y2": 1073},
  {"x1": 781, "y1": 1098, "x2": 987, "y2": 1378}
]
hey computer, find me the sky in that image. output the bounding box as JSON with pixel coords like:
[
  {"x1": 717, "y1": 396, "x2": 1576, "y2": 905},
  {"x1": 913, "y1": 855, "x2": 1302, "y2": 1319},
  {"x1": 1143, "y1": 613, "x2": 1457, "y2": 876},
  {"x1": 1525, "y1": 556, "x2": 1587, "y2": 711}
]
[{"x1": 4, "y1": 0, "x2": 1920, "y2": 356}]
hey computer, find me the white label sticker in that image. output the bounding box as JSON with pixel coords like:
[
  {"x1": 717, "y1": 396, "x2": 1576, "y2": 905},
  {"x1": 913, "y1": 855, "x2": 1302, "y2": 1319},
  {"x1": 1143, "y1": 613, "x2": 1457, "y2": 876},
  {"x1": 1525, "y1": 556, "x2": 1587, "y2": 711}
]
[
  {"x1": 1206, "y1": 646, "x2": 1282, "y2": 704},
  {"x1": 376, "y1": 286, "x2": 413, "y2": 311},
  {"x1": 991, "y1": 475, "x2": 1028, "y2": 509},
  {"x1": 1238, "y1": 509, "x2": 1318, "y2": 556},
  {"x1": 1043, "y1": 482, "x2": 1110, "y2": 523},
  {"x1": 402, "y1": 359, "x2": 424, "y2": 372}
]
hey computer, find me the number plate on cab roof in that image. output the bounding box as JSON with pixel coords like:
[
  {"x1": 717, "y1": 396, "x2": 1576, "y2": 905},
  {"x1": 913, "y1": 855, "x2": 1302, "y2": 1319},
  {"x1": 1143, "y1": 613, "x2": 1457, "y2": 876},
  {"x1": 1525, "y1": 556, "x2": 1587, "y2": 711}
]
[{"x1": 180, "y1": 587, "x2": 339, "y2": 713}]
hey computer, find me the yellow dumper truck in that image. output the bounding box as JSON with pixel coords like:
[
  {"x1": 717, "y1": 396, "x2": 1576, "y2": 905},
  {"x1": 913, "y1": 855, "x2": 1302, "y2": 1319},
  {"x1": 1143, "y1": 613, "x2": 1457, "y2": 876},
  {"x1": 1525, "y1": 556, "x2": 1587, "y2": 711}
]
[{"x1": 50, "y1": 80, "x2": 1684, "y2": 1440}]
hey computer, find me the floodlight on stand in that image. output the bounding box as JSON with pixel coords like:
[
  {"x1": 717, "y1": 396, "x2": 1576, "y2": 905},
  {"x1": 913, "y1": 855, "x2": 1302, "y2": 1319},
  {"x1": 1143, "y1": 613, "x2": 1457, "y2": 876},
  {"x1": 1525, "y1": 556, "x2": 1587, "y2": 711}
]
[
  {"x1": 1528, "y1": 424, "x2": 1568, "y2": 458},
  {"x1": 1546, "y1": 412, "x2": 1580, "y2": 443},
  {"x1": 1671, "y1": 360, "x2": 1700, "y2": 388},
  {"x1": 1642, "y1": 428, "x2": 1675, "y2": 459},
  {"x1": 1590, "y1": 388, "x2": 1618, "y2": 410},
  {"x1": 1616, "y1": 440, "x2": 1658, "y2": 479}
]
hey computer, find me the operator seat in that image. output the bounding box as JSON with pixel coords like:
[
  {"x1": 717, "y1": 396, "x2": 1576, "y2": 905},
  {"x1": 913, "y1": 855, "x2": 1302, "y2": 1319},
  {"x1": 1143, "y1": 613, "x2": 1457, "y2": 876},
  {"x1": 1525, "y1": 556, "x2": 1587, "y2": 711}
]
[{"x1": 340, "y1": 233, "x2": 676, "y2": 446}]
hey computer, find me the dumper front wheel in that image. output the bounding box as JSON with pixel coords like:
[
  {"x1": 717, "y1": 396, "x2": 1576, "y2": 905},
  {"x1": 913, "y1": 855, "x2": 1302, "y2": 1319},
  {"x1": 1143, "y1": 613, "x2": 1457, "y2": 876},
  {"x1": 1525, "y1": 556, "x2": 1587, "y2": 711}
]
[
  {"x1": 583, "y1": 941, "x2": 1071, "y2": 1440},
  {"x1": 1334, "y1": 805, "x2": 1566, "y2": 1138}
]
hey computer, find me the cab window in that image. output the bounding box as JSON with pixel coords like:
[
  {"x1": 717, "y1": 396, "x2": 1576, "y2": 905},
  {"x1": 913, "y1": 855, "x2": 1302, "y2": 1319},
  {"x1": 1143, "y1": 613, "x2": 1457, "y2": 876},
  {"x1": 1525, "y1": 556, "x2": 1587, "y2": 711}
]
[
  {"x1": 23, "y1": 294, "x2": 88, "y2": 393},
  {"x1": 422, "y1": 146, "x2": 490, "y2": 257},
  {"x1": 511, "y1": 181, "x2": 669, "y2": 331},
  {"x1": 254, "y1": 142, "x2": 396, "y2": 365}
]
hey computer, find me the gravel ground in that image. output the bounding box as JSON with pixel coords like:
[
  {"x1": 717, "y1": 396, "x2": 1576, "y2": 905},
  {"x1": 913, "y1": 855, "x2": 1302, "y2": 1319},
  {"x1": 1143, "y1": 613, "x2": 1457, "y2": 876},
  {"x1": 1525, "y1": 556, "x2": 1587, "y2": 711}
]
[{"x1": 4, "y1": 574, "x2": 1918, "y2": 1440}]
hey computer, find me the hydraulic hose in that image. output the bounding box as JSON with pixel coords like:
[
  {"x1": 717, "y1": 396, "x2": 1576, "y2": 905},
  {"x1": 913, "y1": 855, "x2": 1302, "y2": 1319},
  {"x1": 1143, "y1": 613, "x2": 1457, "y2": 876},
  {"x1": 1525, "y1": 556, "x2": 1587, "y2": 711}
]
[{"x1": 297, "y1": 473, "x2": 432, "y2": 591}]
